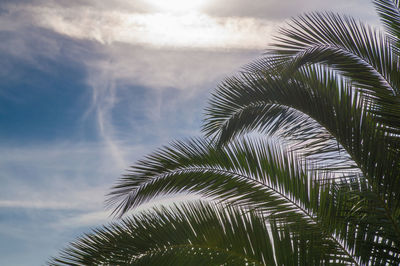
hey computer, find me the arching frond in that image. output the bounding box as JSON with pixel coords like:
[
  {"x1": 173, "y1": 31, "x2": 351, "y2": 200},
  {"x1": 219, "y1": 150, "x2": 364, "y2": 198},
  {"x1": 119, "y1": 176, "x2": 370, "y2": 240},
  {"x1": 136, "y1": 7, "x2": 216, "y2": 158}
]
[
  {"x1": 107, "y1": 137, "x2": 400, "y2": 264},
  {"x1": 273, "y1": 12, "x2": 400, "y2": 98},
  {"x1": 107, "y1": 138, "x2": 317, "y2": 220},
  {"x1": 268, "y1": 12, "x2": 400, "y2": 141},
  {"x1": 49, "y1": 201, "x2": 342, "y2": 266}
]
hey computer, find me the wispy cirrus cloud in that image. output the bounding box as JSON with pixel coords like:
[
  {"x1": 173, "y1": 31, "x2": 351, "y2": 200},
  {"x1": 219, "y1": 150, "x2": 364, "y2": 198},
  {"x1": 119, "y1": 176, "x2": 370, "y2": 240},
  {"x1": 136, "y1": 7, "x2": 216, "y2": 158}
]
[{"x1": 0, "y1": 143, "x2": 122, "y2": 210}]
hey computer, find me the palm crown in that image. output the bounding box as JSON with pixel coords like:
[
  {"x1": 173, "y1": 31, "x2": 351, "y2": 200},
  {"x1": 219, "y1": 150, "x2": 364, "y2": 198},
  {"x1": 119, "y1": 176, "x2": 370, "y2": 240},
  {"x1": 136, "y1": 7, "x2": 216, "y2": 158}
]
[{"x1": 51, "y1": 0, "x2": 400, "y2": 265}]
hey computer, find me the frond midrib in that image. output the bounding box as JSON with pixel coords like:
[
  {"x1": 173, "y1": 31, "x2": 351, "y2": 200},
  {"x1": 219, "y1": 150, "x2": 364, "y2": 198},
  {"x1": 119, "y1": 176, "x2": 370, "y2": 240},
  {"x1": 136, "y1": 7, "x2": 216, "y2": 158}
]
[
  {"x1": 125, "y1": 165, "x2": 360, "y2": 265},
  {"x1": 294, "y1": 43, "x2": 397, "y2": 96},
  {"x1": 133, "y1": 243, "x2": 266, "y2": 266},
  {"x1": 204, "y1": 101, "x2": 269, "y2": 138},
  {"x1": 206, "y1": 70, "x2": 400, "y2": 244}
]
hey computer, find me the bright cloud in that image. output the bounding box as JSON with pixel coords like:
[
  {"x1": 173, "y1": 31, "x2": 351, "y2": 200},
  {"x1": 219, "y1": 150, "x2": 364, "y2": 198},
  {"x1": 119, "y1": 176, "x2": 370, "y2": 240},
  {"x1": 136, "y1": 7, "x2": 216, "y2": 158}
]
[
  {"x1": 145, "y1": 0, "x2": 208, "y2": 13},
  {"x1": 8, "y1": 4, "x2": 275, "y2": 49}
]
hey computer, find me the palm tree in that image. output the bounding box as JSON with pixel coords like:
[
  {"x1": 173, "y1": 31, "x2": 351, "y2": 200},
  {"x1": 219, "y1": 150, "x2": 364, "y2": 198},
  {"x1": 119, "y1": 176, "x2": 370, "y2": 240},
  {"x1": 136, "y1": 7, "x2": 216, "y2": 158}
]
[{"x1": 50, "y1": 0, "x2": 400, "y2": 265}]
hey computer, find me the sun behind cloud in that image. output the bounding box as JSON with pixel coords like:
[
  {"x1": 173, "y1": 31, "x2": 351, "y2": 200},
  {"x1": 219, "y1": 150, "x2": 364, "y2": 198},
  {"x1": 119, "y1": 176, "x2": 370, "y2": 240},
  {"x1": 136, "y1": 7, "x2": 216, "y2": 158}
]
[
  {"x1": 20, "y1": 4, "x2": 273, "y2": 50},
  {"x1": 145, "y1": 0, "x2": 207, "y2": 13}
]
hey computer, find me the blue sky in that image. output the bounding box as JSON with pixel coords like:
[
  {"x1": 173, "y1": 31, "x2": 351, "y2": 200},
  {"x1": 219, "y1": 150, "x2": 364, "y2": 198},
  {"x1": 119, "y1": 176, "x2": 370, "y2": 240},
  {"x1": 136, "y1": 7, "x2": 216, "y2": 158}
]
[{"x1": 0, "y1": 0, "x2": 378, "y2": 265}]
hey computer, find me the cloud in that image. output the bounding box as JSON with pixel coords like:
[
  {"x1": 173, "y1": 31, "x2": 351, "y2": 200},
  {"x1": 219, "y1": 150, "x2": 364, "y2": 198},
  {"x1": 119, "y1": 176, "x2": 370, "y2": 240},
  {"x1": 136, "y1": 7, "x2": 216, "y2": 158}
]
[
  {"x1": 54, "y1": 210, "x2": 111, "y2": 228},
  {"x1": 0, "y1": 200, "x2": 92, "y2": 210},
  {"x1": 3, "y1": 3, "x2": 276, "y2": 50},
  {"x1": 54, "y1": 193, "x2": 201, "y2": 228},
  {"x1": 203, "y1": 0, "x2": 379, "y2": 23},
  {"x1": 86, "y1": 44, "x2": 260, "y2": 90},
  {"x1": 0, "y1": 1, "x2": 267, "y2": 174},
  {"x1": 0, "y1": 142, "x2": 150, "y2": 212}
]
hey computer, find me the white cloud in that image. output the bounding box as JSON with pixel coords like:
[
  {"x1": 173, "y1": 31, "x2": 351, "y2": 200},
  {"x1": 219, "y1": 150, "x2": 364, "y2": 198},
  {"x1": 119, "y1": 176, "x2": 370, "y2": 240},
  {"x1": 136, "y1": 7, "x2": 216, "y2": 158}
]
[
  {"x1": 86, "y1": 45, "x2": 260, "y2": 90},
  {"x1": 0, "y1": 200, "x2": 89, "y2": 210},
  {"x1": 0, "y1": 142, "x2": 149, "y2": 212},
  {"x1": 0, "y1": 139, "x2": 200, "y2": 229},
  {"x1": 203, "y1": 0, "x2": 379, "y2": 23},
  {"x1": 32, "y1": 7, "x2": 275, "y2": 49},
  {"x1": 4, "y1": 3, "x2": 276, "y2": 49},
  {"x1": 79, "y1": 44, "x2": 261, "y2": 171},
  {"x1": 55, "y1": 210, "x2": 111, "y2": 228},
  {"x1": 54, "y1": 193, "x2": 201, "y2": 228}
]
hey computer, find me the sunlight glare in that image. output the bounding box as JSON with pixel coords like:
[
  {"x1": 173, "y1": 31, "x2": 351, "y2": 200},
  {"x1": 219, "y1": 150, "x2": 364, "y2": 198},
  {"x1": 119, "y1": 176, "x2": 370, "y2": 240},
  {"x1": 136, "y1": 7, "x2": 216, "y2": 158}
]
[
  {"x1": 29, "y1": 5, "x2": 273, "y2": 50},
  {"x1": 146, "y1": 0, "x2": 206, "y2": 13}
]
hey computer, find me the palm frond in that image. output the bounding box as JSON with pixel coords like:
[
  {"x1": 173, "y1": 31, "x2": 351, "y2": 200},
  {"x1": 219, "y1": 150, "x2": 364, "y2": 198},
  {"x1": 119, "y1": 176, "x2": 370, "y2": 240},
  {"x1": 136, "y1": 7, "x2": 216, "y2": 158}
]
[
  {"x1": 107, "y1": 136, "x2": 400, "y2": 264},
  {"x1": 203, "y1": 57, "x2": 400, "y2": 249},
  {"x1": 107, "y1": 138, "x2": 315, "y2": 221},
  {"x1": 273, "y1": 12, "x2": 400, "y2": 98},
  {"x1": 373, "y1": 0, "x2": 400, "y2": 51},
  {"x1": 271, "y1": 12, "x2": 400, "y2": 141},
  {"x1": 203, "y1": 62, "x2": 361, "y2": 171},
  {"x1": 49, "y1": 201, "x2": 338, "y2": 266}
]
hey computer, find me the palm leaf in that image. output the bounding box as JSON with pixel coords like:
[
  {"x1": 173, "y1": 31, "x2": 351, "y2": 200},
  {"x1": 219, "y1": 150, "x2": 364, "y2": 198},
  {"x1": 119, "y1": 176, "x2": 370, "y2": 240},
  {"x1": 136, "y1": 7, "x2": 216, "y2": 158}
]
[
  {"x1": 373, "y1": 0, "x2": 400, "y2": 51},
  {"x1": 49, "y1": 201, "x2": 339, "y2": 265},
  {"x1": 271, "y1": 12, "x2": 400, "y2": 138},
  {"x1": 273, "y1": 12, "x2": 400, "y2": 97},
  {"x1": 107, "y1": 136, "x2": 400, "y2": 264}
]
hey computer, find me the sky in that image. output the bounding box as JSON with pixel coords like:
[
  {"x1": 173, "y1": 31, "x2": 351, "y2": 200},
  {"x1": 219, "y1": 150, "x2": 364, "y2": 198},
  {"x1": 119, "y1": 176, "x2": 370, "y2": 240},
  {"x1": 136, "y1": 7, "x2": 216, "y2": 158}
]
[{"x1": 0, "y1": 0, "x2": 379, "y2": 265}]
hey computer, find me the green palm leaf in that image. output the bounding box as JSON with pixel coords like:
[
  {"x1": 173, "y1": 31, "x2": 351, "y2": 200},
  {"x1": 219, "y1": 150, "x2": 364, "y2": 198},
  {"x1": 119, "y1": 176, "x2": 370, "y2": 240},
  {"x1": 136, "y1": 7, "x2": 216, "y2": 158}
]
[
  {"x1": 107, "y1": 136, "x2": 400, "y2": 264},
  {"x1": 271, "y1": 12, "x2": 400, "y2": 140},
  {"x1": 374, "y1": 0, "x2": 400, "y2": 50},
  {"x1": 273, "y1": 12, "x2": 400, "y2": 97},
  {"x1": 203, "y1": 43, "x2": 400, "y2": 250},
  {"x1": 49, "y1": 201, "x2": 336, "y2": 265}
]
